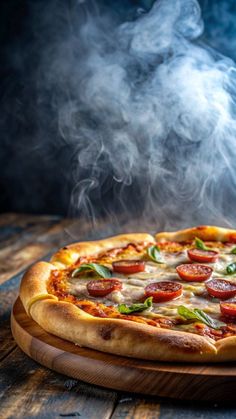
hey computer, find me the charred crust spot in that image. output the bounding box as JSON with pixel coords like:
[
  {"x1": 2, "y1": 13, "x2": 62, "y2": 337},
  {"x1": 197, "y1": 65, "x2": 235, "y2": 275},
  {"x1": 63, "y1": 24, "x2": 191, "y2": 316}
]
[
  {"x1": 99, "y1": 325, "x2": 115, "y2": 340},
  {"x1": 157, "y1": 335, "x2": 204, "y2": 354}
]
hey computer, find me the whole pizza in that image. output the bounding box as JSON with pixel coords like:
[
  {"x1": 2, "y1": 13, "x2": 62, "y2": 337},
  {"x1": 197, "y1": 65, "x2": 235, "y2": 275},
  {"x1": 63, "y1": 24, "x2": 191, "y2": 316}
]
[{"x1": 20, "y1": 225, "x2": 236, "y2": 362}]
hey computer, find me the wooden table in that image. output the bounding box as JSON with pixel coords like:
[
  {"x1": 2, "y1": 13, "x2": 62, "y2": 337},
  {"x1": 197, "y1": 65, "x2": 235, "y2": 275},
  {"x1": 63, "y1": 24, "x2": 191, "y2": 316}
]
[{"x1": 1, "y1": 213, "x2": 236, "y2": 419}]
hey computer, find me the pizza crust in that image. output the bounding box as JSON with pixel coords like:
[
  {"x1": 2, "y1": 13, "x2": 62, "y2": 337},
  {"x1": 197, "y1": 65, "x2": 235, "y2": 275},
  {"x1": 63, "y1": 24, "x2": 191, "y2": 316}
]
[
  {"x1": 156, "y1": 225, "x2": 236, "y2": 243},
  {"x1": 20, "y1": 261, "x2": 58, "y2": 315},
  {"x1": 215, "y1": 336, "x2": 236, "y2": 361},
  {"x1": 29, "y1": 297, "x2": 218, "y2": 362},
  {"x1": 51, "y1": 233, "x2": 155, "y2": 268},
  {"x1": 20, "y1": 234, "x2": 154, "y2": 316},
  {"x1": 19, "y1": 228, "x2": 236, "y2": 362}
]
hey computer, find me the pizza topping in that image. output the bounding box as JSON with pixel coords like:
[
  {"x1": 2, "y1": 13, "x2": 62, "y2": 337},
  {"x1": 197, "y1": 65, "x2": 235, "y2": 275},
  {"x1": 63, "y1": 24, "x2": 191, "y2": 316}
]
[
  {"x1": 157, "y1": 241, "x2": 188, "y2": 252},
  {"x1": 96, "y1": 242, "x2": 147, "y2": 264},
  {"x1": 228, "y1": 233, "x2": 236, "y2": 243},
  {"x1": 195, "y1": 237, "x2": 211, "y2": 251},
  {"x1": 87, "y1": 279, "x2": 122, "y2": 297},
  {"x1": 112, "y1": 260, "x2": 145, "y2": 274},
  {"x1": 220, "y1": 302, "x2": 236, "y2": 317},
  {"x1": 48, "y1": 233, "x2": 236, "y2": 341},
  {"x1": 161, "y1": 251, "x2": 188, "y2": 268},
  {"x1": 226, "y1": 262, "x2": 236, "y2": 275},
  {"x1": 145, "y1": 281, "x2": 183, "y2": 302},
  {"x1": 178, "y1": 305, "x2": 225, "y2": 329},
  {"x1": 147, "y1": 245, "x2": 164, "y2": 264},
  {"x1": 72, "y1": 263, "x2": 111, "y2": 278},
  {"x1": 77, "y1": 300, "x2": 108, "y2": 318},
  {"x1": 188, "y1": 249, "x2": 218, "y2": 263},
  {"x1": 176, "y1": 264, "x2": 212, "y2": 282},
  {"x1": 205, "y1": 278, "x2": 236, "y2": 300},
  {"x1": 194, "y1": 323, "x2": 225, "y2": 340},
  {"x1": 118, "y1": 296, "x2": 153, "y2": 314}
]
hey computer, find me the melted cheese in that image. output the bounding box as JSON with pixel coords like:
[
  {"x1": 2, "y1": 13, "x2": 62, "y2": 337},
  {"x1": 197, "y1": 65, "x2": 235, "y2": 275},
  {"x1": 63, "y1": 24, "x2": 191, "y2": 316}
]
[{"x1": 68, "y1": 245, "x2": 236, "y2": 322}]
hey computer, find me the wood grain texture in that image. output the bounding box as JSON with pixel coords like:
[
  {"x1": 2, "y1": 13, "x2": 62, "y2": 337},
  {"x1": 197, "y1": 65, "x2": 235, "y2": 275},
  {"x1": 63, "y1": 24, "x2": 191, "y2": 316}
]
[
  {"x1": 111, "y1": 397, "x2": 160, "y2": 419},
  {"x1": 0, "y1": 346, "x2": 117, "y2": 419},
  {"x1": 0, "y1": 320, "x2": 16, "y2": 361},
  {"x1": 0, "y1": 270, "x2": 42, "y2": 364},
  {"x1": 0, "y1": 214, "x2": 72, "y2": 285},
  {"x1": 11, "y1": 298, "x2": 236, "y2": 402}
]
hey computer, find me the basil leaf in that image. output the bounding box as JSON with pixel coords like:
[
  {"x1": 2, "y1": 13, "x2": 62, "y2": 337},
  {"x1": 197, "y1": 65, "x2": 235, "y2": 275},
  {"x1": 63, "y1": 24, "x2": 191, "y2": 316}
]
[
  {"x1": 193, "y1": 309, "x2": 224, "y2": 329},
  {"x1": 177, "y1": 305, "x2": 225, "y2": 330},
  {"x1": 195, "y1": 237, "x2": 210, "y2": 251},
  {"x1": 178, "y1": 305, "x2": 199, "y2": 321},
  {"x1": 226, "y1": 262, "x2": 236, "y2": 275},
  {"x1": 118, "y1": 297, "x2": 153, "y2": 314},
  {"x1": 147, "y1": 245, "x2": 164, "y2": 264},
  {"x1": 231, "y1": 247, "x2": 236, "y2": 255},
  {"x1": 72, "y1": 263, "x2": 111, "y2": 278}
]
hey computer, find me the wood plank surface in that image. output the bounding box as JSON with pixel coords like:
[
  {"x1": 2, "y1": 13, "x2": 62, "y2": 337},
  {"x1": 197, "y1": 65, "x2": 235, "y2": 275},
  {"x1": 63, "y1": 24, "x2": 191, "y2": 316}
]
[
  {"x1": 0, "y1": 346, "x2": 117, "y2": 419},
  {"x1": 0, "y1": 320, "x2": 16, "y2": 361},
  {"x1": 111, "y1": 397, "x2": 160, "y2": 419},
  {"x1": 0, "y1": 214, "x2": 73, "y2": 285}
]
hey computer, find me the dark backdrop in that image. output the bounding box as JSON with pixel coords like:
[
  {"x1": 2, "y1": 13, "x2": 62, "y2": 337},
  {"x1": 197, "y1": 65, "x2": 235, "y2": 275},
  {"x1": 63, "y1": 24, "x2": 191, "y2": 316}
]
[{"x1": 1, "y1": 0, "x2": 236, "y2": 216}]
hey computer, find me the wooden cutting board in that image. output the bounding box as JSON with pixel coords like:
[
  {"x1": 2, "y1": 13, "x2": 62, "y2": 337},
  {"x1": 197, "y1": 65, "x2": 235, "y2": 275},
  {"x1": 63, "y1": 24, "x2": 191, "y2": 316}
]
[{"x1": 11, "y1": 297, "x2": 236, "y2": 401}]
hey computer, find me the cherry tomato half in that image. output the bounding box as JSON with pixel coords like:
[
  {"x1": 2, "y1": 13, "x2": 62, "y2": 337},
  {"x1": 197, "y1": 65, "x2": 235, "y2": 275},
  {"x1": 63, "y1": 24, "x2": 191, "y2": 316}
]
[
  {"x1": 176, "y1": 264, "x2": 213, "y2": 282},
  {"x1": 87, "y1": 279, "x2": 122, "y2": 297},
  {"x1": 188, "y1": 249, "x2": 218, "y2": 263},
  {"x1": 220, "y1": 302, "x2": 236, "y2": 317},
  {"x1": 145, "y1": 281, "x2": 183, "y2": 302},
  {"x1": 112, "y1": 259, "x2": 145, "y2": 274},
  {"x1": 205, "y1": 278, "x2": 236, "y2": 300}
]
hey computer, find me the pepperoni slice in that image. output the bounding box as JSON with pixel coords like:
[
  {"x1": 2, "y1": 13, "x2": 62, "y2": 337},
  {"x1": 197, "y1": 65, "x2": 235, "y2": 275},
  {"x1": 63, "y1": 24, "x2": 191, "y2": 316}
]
[
  {"x1": 87, "y1": 279, "x2": 122, "y2": 297},
  {"x1": 220, "y1": 303, "x2": 236, "y2": 317},
  {"x1": 145, "y1": 281, "x2": 183, "y2": 302},
  {"x1": 176, "y1": 264, "x2": 212, "y2": 282},
  {"x1": 205, "y1": 278, "x2": 236, "y2": 299},
  {"x1": 112, "y1": 260, "x2": 145, "y2": 274},
  {"x1": 188, "y1": 249, "x2": 218, "y2": 263}
]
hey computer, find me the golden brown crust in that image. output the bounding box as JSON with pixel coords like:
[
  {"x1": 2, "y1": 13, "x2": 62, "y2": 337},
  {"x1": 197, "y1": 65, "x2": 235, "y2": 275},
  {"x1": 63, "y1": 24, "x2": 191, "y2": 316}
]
[
  {"x1": 215, "y1": 337, "x2": 236, "y2": 362},
  {"x1": 156, "y1": 225, "x2": 236, "y2": 243},
  {"x1": 29, "y1": 298, "x2": 217, "y2": 362},
  {"x1": 51, "y1": 233, "x2": 155, "y2": 268},
  {"x1": 19, "y1": 228, "x2": 236, "y2": 362},
  {"x1": 20, "y1": 261, "x2": 58, "y2": 316}
]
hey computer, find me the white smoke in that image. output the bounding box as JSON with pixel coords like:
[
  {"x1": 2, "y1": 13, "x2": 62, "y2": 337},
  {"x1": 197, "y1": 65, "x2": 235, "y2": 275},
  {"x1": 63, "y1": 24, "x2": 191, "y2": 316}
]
[
  {"x1": 61, "y1": 0, "x2": 236, "y2": 236},
  {"x1": 4, "y1": 0, "x2": 235, "y2": 236}
]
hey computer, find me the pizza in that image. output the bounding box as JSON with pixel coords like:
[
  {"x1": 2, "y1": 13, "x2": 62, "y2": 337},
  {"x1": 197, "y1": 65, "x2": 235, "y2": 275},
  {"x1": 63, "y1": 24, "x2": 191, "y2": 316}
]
[{"x1": 19, "y1": 225, "x2": 236, "y2": 362}]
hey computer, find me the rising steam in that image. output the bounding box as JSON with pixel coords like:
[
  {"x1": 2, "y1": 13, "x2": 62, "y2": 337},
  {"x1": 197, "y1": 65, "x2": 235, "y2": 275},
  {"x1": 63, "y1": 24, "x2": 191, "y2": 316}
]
[
  {"x1": 65, "y1": 0, "x2": 236, "y2": 235},
  {"x1": 3, "y1": 0, "x2": 236, "y2": 236}
]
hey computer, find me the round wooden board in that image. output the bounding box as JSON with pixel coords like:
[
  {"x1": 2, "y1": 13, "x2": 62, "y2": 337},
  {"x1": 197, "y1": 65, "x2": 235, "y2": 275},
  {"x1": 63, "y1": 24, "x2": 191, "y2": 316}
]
[{"x1": 11, "y1": 297, "x2": 236, "y2": 401}]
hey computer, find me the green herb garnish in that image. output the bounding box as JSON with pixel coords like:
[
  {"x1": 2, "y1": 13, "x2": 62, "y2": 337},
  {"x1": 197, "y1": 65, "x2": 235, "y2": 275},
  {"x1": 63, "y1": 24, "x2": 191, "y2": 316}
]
[
  {"x1": 147, "y1": 245, "x2": 164, "y2": 264},
  {"x1": 177, "y1": 305, "x2": 225, "y2": 330},
  {"x1": 72, "y1": 263, "x2": 111, "y2": 278},
  {"x1": 118, "y1": 297, "x2": 153, "y2": 314},
  {"x1": 231, "y1": 247, "x2": 236, "y2": 254},
  {"x1": 226, "y1": 262, "x2": 236, "y2": 275},
  {"x1": 195, "y1": 237, "x2": 211, "y2": 251}
]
